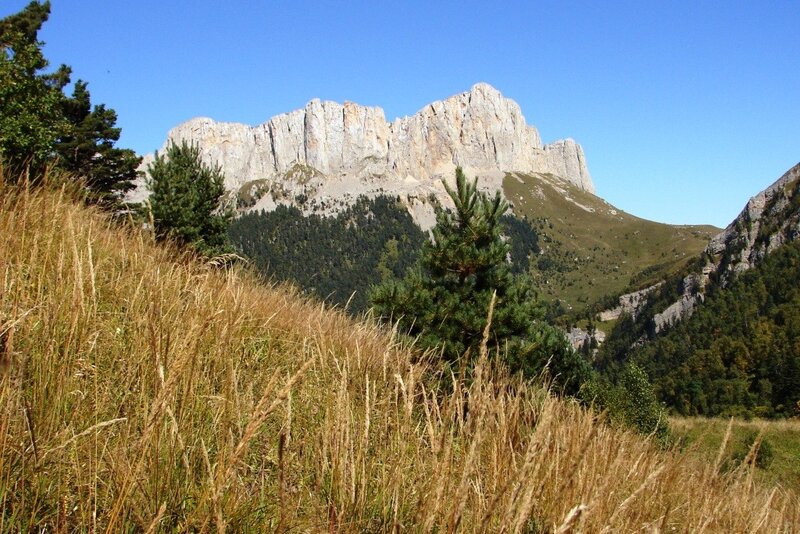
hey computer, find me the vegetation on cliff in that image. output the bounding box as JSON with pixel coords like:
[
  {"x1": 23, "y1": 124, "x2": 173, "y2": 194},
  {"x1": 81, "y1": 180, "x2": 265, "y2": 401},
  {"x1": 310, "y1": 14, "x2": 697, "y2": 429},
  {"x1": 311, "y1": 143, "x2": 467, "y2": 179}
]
[
  {"x1": 597, "y1": 170, "x2": 800, "y2": 419},
  {"x1": 602, "y1": 239, "x2": 800, "y2": 418}
]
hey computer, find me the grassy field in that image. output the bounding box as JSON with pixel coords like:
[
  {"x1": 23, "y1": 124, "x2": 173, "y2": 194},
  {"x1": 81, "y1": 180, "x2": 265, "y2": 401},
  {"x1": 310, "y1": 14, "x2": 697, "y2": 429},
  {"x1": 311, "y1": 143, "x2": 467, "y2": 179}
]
[
  {"x1": 0, "y1": 173, "x2": 796, "y2": 531},
  {"x1": 672, "y1": 417, "x2": 800, "y2": 494},
  {"x1": 503, "y1": 172, "x2": 719, "y2": 314}
]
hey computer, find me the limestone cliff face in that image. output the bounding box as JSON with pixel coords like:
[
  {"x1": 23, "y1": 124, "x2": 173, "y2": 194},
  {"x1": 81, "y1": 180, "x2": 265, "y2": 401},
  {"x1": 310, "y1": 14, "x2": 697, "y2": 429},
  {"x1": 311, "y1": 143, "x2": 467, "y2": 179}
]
[
  {"x1": 598, "y1": 283, "x2": 664, "y2": 322},
  {"x1": 132, "y1": 83, "x2": 594, "y2": 226}
]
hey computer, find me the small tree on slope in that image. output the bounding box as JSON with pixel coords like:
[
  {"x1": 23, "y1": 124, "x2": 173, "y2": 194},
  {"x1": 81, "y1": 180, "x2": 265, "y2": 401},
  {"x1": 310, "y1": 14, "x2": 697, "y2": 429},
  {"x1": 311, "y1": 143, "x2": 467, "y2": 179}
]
[
  {"x1": 147, "y1": 140, "x2": 231, "y2": 256},
  {"x1": 370, "y1": 167, "x2": 590, "y2": 393}
]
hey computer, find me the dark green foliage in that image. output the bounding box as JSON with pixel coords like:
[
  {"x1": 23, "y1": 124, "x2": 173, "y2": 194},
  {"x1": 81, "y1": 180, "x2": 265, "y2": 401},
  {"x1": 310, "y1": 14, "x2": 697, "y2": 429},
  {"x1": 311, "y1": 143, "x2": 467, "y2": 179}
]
[
  {"x1": 0, "y1": 0, "x2": 50, "y2": 42},
  {"x1": 594, "y1": 273, "x2": 688, "y2": 375},
  {"x1": 726, "y1": 430, "x2": 775, "y2": 471},
  {"x1": 583, "y1": 363, "x2": 670, "y2": 444},
  {"x1": 603, "y1": 240, "x2": 800, "y2": 418},
  {"x1": 507, "y1": 323, "x2": 593, "y2": 395},
  {"x1": 147, "y1": 141, "x2": 231, "y2": 256},
  {"x1": 0, "y1": 1, "x2": 69, "y2": 174},
  {"x1": 370, "y1": 168, "x2": 590, "y2": 393},
  {"x1": 501, "y1": 213, "x2": 539, "y2": 274},
  {"x1": 229, "y1": 195, "x2": 426, "y2": 314},
  {"x1": 55, "y1": 80, "x2": 141, "y2": 204}
]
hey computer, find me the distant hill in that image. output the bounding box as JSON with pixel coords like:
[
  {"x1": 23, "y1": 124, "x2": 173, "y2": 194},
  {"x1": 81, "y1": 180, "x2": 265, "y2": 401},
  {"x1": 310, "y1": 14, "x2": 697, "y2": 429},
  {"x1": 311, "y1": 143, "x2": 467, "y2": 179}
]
[
  {"x1": 597, "y1": 162, "x2": 800, "y2": 418},
  {"x1": 131, "y1": 84, "x2": 720, "y2": 315},
  {"x1": 502, "y1": 172, "x2": 719, "y2": 313},
  {"x1": 226, "y1": 174, "x2": 717, "y2": 317},
  {"x1": 228, "y1": 195, "x2": 540, "y2": 314},
  {"x1": 228, "y1": 195, "x2": 427, "y2": 313},
  {"x1": 225, "y1": 174, "x2": 714, "y2": 318}
]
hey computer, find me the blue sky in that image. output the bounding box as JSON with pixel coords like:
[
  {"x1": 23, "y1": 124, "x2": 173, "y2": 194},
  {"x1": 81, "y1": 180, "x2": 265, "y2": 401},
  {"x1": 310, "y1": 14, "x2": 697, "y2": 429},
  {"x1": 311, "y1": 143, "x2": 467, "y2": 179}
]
[{"x1": 5, "y1": 1, "x2": 798, "y2": 227}]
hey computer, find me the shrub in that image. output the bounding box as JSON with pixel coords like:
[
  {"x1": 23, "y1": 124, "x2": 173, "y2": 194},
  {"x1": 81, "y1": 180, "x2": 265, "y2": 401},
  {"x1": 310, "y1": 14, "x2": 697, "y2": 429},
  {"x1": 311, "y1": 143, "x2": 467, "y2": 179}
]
[
  {"x1": 584, "y1": 363, "x2": 671, "y2": 444},
  {"x1": 147, "y1": 140, "x2": 232, "y2": 256}
]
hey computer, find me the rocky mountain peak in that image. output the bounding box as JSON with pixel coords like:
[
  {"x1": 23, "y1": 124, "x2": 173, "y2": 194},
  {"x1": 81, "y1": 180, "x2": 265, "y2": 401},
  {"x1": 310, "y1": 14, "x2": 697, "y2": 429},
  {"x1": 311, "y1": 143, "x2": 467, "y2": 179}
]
[{"x1": 131, "y1": 84, "x2": 595, "y2": 227}]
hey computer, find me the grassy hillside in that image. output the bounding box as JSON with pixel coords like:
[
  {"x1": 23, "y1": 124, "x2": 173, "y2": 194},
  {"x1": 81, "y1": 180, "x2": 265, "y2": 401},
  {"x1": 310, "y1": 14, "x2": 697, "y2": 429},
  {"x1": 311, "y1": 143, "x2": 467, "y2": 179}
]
[
  {"x1": 1, "y1": 175, "x2": 796, "y2": 531},
  {"x1": 503, "y1": 172, "x2": 719, "y2": 312}
]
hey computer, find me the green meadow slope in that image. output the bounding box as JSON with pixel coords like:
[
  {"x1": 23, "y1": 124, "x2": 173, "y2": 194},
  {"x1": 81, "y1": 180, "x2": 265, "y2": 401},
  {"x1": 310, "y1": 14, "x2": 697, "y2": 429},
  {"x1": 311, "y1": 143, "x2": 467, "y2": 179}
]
[
  {"x1": 503, "y1": 172, "x2": 719, "y2": 312},
  {"x1": 672, "y1": 417, "x2": 800, "y2": 494},
  {"x1": 0, "y1": 176, "x2": 795, "y2": 531}
]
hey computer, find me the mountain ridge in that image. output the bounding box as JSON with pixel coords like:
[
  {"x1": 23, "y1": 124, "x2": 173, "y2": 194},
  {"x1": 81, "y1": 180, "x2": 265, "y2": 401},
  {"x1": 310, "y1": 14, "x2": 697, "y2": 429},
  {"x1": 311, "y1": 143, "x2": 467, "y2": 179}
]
[
  {"x1": 707, "y1": 162, "x2": 800, "y2": 283},
  {"x1": 593, "y1": 162, "x2": 800, "y2": 419},
  {"x1": 130, "y1": 83, "x2": 593, "y2": 228},
  {"x1": 597, "y1": 162, "x2": 800, "y2": 342}
]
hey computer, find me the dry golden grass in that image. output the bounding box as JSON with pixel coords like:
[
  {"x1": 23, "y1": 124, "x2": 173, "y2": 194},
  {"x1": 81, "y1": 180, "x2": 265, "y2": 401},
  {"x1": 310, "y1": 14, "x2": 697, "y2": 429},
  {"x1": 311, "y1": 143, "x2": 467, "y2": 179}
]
[{"x1": 1, "y1": 174, "x2": 798, "y2": 532}]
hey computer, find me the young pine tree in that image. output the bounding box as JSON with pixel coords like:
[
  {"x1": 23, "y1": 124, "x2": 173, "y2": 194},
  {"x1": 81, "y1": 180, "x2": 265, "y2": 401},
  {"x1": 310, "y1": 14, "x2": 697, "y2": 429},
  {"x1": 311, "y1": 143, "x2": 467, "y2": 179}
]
[
  {"x1": 147, "y1": 141, "x2": 232, "y2": 256},
  {"x1": 370, "y1": 167, "x2": 590, "y2": 393}
]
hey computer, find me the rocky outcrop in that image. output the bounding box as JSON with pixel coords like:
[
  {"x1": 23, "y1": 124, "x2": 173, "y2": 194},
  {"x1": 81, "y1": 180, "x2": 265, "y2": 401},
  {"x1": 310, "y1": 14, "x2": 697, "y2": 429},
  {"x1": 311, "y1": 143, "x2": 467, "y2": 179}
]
[
  {"x1": 623, "y1": 162, "x2": 800, "y2": 335},
  {"x1": 568, "y1": 327, "x2": 606, "y2": 351},
  {"x1": 652, "y1": 273, "x2": 707, "y2": 333},
  {"x1": 538, "y1": 139, "x2": 593, "y2": 193},
  {"x1": 130, "y1": 83, "x2": 594, "y2": 227},
  {"x1": 706, "y1": 162, "x2": 800, "y2": 285},
  {"x1": 598, "y1": 283, "x2": 663, "y2": 322}
]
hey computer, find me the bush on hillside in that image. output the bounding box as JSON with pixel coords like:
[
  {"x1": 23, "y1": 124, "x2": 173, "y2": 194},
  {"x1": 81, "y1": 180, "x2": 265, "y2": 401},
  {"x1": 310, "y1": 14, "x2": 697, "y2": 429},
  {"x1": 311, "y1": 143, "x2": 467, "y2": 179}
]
[
  {"x1": 727, "y1": 429, "x2": 775, "y2": 471},
  {"x1": 583, "y1": 363, "x2": 671, "y2": 444},
  {"x1": 147, "y1": 140, "x2": 232, "y2": 256}
]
